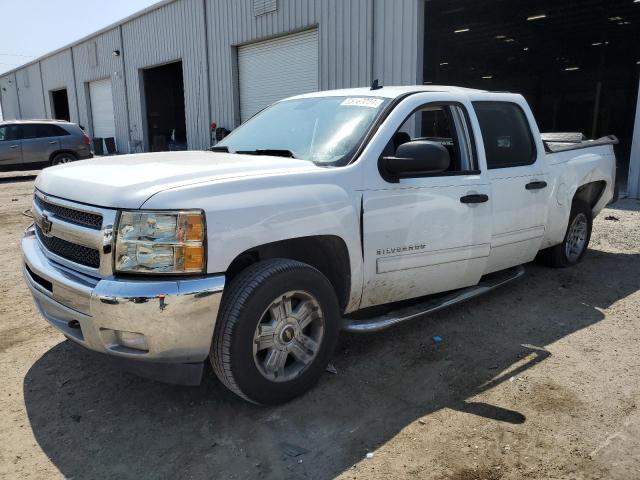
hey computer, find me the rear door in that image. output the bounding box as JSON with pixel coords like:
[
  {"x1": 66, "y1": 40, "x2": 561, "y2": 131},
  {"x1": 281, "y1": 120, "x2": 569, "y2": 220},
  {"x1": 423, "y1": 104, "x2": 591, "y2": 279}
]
[
  {"x1": 361, "y1": 95, "x2": 492, "y2": 308},
  {"x1": 0, "y1": 124, "x2": 22, "y2": 166},
  {"x1": 20, "y1": 124, "x2": 62, "y2": 164},
  {"x1": 472, "y1": 101, "x2": 550, "y2": 273}
]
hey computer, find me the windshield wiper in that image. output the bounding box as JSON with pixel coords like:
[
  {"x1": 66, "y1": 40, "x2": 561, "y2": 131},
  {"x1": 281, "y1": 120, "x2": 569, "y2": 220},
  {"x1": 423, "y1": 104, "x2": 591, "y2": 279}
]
[{"x1": 236, "y1": 149, "x2": 297, "y2": 159}]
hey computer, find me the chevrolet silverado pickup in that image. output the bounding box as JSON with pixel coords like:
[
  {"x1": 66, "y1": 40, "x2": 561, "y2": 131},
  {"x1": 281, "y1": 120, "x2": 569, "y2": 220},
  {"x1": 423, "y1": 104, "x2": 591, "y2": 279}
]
[{"x1": 22, "y1": 85, "x2": 617, "y2": 404}]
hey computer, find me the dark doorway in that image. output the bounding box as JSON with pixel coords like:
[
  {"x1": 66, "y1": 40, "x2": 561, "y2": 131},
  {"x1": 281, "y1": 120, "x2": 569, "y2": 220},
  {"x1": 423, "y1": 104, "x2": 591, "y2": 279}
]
[
  {"x1": 51, "y1": 89, "x2": 70, "y2": 122},
  {"x1": 424, "y1": 0, "x2": 640, "y2": 190},
  {"x1": 143, "y1": 61, "x2": 187, "y2": 152}
]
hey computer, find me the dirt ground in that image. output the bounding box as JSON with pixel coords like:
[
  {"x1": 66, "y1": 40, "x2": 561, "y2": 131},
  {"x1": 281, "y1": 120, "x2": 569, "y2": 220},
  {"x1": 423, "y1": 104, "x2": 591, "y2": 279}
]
[{"x1": 0, "y1": 175, "x2": 639, "y2": 480}]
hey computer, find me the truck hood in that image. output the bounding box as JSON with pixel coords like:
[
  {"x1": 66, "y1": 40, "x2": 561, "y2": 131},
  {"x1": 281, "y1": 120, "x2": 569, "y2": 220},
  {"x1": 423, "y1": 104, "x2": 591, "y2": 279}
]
[{"x1": 35, "y1": 151, "x2": 320, "y2": 209}]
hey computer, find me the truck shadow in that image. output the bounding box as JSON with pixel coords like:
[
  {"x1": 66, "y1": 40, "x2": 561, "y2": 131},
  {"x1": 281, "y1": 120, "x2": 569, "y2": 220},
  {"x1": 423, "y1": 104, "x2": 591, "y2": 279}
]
[{"x1": 22, "y1": 250, "x2": 639, "y2": 479}]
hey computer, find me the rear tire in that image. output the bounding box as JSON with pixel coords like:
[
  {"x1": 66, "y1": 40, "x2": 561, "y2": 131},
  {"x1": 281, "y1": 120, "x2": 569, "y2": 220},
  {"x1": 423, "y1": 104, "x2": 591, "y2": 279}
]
[
  {"x1": 541, "y1": 200, "x2": 592, "y2": 268},
  {"x1": 210, "y1": 259, "x2": 340, "y2": 405},
  {"x1": 51, "y1": 152, "x2": 77, "y2": 165}
]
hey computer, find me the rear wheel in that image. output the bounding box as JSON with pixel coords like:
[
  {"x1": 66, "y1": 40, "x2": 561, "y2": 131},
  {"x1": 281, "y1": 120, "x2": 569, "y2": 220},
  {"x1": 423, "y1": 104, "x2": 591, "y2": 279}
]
[
  {"x1": 51, "y1": 152, "x2": 77, "y2": 165},
  {"x1": 210, "y1": 259, "x2": 340, "y2": 404},
  {"x1": 542, "y1": 200, "x2": 593, "y2": 267}
]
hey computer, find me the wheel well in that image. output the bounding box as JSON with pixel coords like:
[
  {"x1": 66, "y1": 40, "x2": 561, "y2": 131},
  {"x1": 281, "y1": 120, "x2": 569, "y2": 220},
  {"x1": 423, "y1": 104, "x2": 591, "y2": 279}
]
[
  {"x1": 49, "y1": 150, "x2": 78, "y2": 164},
  {"x1": 574, "y1": 181, "x2": 606, "y2": 209},
  {"x1": 226, "y1": 236, "x2": 351, "y2": 311}
]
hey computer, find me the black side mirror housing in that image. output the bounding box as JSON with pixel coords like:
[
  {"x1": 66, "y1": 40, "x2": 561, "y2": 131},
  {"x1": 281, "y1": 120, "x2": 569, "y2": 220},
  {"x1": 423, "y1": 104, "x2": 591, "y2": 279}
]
[{"x1": 379, "y1": 140, "x2": 450, "y2": 182}]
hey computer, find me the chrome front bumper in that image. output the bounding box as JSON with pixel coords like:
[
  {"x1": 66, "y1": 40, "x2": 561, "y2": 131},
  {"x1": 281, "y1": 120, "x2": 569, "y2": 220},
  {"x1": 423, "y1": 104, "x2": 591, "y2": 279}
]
[{"x1": 22, "y1": 226, "x2": 225, "y2": 366}]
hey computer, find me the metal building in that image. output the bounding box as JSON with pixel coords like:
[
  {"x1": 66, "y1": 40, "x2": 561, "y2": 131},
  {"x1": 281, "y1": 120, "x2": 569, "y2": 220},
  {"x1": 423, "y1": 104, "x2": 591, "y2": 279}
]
[
  {"x1": 0, "y1": 0, "x2": 424, "y2": 155},
  {"x1": 1, "y1": 0, "x2": 639, "y2": 198}
]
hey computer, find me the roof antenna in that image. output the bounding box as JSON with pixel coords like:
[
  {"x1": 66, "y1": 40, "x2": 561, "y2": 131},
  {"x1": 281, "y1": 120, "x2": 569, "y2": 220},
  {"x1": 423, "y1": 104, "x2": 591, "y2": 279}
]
[{"x1": 370, "y1": 79, "x2": 383, "y2": 91}]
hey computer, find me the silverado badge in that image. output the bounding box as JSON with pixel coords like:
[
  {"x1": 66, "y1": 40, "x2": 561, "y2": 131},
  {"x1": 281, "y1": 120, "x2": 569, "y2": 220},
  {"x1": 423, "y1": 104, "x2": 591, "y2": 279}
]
[{"x1": 376, "y1": 244, "x2": 427, "y2": 256}]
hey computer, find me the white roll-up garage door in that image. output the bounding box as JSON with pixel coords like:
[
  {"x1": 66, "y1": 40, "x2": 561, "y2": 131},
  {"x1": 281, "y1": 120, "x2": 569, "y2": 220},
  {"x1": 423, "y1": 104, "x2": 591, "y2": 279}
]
[
  {"x1": 89, "y1": 78, "x2": 116, "y2": 138},
  {"x1": 238, "y1": 29, "x2": 319, "y2": 122}
]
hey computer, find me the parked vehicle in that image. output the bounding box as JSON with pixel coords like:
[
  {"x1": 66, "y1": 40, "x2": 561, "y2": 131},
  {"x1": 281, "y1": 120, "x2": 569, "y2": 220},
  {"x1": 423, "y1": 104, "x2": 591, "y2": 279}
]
[
  {"x1": 0, "y1": 120, "x2": 92, "y2": 168},
  {"x1": 21, "y1": 85, "x2": 616, "y2": 404}
]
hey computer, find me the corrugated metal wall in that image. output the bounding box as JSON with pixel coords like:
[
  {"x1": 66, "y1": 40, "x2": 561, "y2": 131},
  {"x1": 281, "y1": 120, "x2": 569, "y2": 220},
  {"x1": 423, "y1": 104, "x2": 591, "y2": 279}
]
[
  {"x1": 15, "y1": 64, "x2": 46, "y2": 118},
  {"x1": 206, "y1": 0, "x2": 423, "y2": 130},
  {"x1": 0, "y1": 0, "x2": 424, "y2": 151},
  {"x1": 372, "y1": 0, "x2": 424, "y2": 86},
  {"x1": 40, "y1": 49, "x2": 79, "y2": 123},
  {"x1": 73, "y1": 28, "x2": 129, "y2": 153},
  {"x1": 121, "y1": 0, "x2": 210, "y2": 150},
  {"x1": 206, "y1": 0, "x2": 368, "y2": 129},
  {"x1": 0, "y1": 73, "x2": 20, "y2": 120}
]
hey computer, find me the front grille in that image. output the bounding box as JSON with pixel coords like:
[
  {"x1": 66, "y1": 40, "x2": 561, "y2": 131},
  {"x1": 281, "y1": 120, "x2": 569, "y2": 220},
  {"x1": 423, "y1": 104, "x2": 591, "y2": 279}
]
[
  {"x1": 36, "y1": 225, "x2": 100, "y2": 268},
  {"x1": 35, "y1": 195, "x2": 102, "y2": 230}
]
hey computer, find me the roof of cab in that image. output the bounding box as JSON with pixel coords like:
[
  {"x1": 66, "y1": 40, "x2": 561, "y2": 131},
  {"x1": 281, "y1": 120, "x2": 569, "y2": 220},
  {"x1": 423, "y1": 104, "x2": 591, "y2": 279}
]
[{"x1": 289, "y1": 85, "x2": 490, "y2": 101}]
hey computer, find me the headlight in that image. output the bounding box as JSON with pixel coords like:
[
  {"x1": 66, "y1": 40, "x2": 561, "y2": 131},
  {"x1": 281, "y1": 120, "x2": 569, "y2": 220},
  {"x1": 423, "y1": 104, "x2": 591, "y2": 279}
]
[{"x1": 115, "y1": 210, "x2": 205, "y2": 274}]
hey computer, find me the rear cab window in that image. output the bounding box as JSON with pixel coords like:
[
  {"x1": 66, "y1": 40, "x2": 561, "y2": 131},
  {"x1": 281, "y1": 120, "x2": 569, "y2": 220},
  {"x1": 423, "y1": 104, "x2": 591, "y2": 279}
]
[{"x1": 472, "y1": 102, "x2": 536, "y2": 169}]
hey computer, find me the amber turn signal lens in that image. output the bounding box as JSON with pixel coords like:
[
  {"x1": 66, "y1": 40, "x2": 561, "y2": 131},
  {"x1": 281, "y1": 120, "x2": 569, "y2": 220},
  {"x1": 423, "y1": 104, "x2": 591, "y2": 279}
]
[
  {"x1": 183, "y1": 245, "x2": 205, "y2": 271},
  {"x1": 185, "y1": 214, "x2": 204, "y2": 242}
]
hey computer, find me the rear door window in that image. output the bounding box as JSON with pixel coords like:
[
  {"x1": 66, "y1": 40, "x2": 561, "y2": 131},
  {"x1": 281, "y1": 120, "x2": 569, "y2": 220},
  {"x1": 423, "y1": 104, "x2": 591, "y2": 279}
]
[
  {"x1": 20, "y1": 125, "x2": 39, "y2": 140},
  {"x1": 473, "y1": 102, "x2": 536, "y2": 169}
]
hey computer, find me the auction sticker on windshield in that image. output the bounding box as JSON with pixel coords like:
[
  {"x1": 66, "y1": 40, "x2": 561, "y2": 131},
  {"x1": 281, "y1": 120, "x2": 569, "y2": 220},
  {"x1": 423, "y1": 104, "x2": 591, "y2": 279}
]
[{"x1": 340, "y1": 98, "x2": 385, "y2": 108}]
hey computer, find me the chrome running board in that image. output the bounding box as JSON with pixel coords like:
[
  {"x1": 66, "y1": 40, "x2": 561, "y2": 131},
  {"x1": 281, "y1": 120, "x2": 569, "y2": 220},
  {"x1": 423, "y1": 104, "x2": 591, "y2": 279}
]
[{"x1": 342, "y1": 265, "x2": 525, "y2": 333}]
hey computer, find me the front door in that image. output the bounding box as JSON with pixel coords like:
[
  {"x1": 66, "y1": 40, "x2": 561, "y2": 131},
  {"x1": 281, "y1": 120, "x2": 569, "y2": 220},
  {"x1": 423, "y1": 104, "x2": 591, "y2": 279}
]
[
  {"x1": 0, "y1": 124, "x2": 22, "y2": 167},
  {"x1": 361, "y1": 96, "x2": 492, "y2": 308},
  {"x1": 471, "y1": 101, "x2": 549, "y2": 274}
]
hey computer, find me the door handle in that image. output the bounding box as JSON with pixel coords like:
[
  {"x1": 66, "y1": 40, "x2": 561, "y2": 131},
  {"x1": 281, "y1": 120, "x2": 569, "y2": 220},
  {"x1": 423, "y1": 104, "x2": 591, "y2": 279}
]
[
  {"x1": 10, "y1": 145, "x2": 19, "y2": 149},
  {"x1": 48, "y1": 141, "x2": 57, "y2": 145},
  {"x1": 460, "y1": 194, "x2": 489, "y2": 204},
  {"x1": 526, "y1": 181, "x2": 547, "y2": 190}
]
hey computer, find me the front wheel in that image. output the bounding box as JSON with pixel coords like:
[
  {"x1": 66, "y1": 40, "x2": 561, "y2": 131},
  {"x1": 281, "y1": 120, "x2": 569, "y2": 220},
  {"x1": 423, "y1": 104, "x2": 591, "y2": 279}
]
[
  {"x1": 210, "y1": 259, "x2": 340, "y2": 404},
  {"x1": 543, "y1": 200, "x2": 593, "y2": 267}
]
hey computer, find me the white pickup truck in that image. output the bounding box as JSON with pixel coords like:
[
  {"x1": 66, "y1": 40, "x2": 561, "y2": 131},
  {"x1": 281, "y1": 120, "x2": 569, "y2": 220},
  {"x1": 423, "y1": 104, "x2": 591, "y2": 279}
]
[{"x1": 22, "y1": 85, "x2": 617, "y2": 404}]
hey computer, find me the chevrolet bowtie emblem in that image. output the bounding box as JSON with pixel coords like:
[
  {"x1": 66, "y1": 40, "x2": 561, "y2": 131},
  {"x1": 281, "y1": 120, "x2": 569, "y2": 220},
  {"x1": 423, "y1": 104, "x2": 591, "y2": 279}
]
[{"x1": 41, "y1": 214, "x2": 53, "y2": 235}]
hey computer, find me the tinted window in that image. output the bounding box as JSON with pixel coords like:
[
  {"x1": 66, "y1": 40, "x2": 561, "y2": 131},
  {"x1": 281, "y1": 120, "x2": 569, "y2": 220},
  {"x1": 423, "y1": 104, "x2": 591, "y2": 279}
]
[
  {"x1": 473, "y1": 102, "x2": 536, "y2": 169},
  {"x1": 384, "y1": 104, "x2": 477, "y2": 173},
  {"x1": 21, "y1": 125, "x2": 38, "y2": 139},
  {"x1": 38, "y1": 124, "x2": 69, "y2": 137},
  {"x1": 0, "y1": 125, "x2": 20, "y2": 142},
  {"x1": 18, "y1": 124, "x2": 69, "y2": 139}
]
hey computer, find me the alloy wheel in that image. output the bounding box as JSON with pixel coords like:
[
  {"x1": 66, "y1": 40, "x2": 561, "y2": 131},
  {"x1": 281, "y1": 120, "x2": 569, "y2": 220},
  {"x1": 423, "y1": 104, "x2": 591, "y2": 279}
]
[
  {"x1": 565, "y1": 212, "x2": 588, "y2": 262},
  {"x1": 252, "y1": 290, "x2": 324, "y2": 382}
]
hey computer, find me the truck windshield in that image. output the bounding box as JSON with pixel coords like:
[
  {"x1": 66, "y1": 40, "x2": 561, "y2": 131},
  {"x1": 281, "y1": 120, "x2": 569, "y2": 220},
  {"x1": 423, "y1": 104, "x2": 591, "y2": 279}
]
[{"x1": 216, "y1": 96, "x2": 390, "y2": 166}]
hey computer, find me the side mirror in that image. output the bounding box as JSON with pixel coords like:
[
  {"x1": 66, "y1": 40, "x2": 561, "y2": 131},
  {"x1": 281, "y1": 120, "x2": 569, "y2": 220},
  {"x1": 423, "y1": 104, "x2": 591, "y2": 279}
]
[{"x1": 379, "y1": 140, "x2": 450, "y2": 182}]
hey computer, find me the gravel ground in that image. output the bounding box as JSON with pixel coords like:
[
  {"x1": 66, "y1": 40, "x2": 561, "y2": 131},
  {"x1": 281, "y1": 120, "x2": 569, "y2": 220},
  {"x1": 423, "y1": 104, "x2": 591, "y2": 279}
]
[{"x1": 0, "y1": 177, "x2": 639, "y2": 480}]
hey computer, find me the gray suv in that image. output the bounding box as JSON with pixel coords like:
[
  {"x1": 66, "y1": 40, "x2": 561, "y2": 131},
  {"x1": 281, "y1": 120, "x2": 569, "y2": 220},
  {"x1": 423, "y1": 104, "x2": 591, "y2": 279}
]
[{"x1": 0, "y1": 120, "x2": 93, "y2": 168}]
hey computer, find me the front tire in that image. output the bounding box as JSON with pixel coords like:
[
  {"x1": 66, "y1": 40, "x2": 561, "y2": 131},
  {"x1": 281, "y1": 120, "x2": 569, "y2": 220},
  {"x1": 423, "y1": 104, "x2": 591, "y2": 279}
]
[
  {"x1": 210, "y1": 259, "x2": 340, "y2": 405},
  {"x1": 544, "y1": 200, "x2": 593, "y2": 267}
]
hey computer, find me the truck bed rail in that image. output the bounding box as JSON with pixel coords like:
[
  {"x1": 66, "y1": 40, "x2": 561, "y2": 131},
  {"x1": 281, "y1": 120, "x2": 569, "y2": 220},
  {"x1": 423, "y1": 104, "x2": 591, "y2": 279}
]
[{"x1": 543, "y1": 134, "x2": 619, "y2": 154}]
